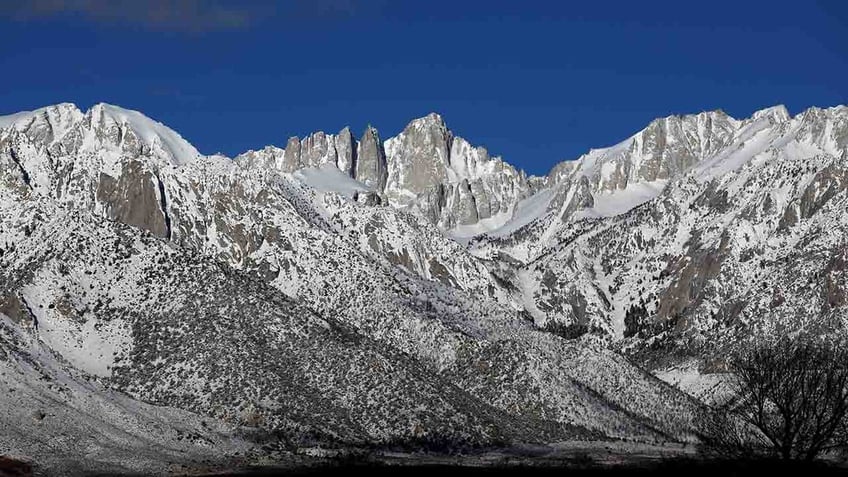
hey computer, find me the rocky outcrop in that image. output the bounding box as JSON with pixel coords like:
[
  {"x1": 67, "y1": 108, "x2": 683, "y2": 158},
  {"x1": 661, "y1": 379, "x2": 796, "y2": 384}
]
[
  {"x1": 336, "y1": 126, "x2": 356, "y2": 176},
  {"x1": 234, "y1": 113, "x2": 535, "y2": 234},
  {"x1": 384, "y1": 113, "x2": 452, "y2": 199},
  {"x1": 377, "y1": 115, "x2": 534, "y2": 231},
  {"x1": 96, "y1": 160, "x2": 170, "y2": 238},
  {"x1": 0, "y1": 103, "x2": 197, "y2": 239},
  {"x1": 238, "y1": 127, "x2": 361, "y2": 178},
  {"x1": 355, "y1": 125, "x2": 387, "y2": 189},
  {"x1": 780, "y1": 162, "x2": 848, "y2": 229},
  {"x1": 548, "y1": 110, "x2": 740, "y2": 192},
  {"x1": 282, "y1": 136, "x2": 302, "y2": 172}
]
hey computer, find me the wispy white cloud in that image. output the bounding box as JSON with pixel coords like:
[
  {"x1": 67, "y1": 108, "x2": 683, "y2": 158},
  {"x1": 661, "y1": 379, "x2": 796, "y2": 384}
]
[
  {"x1": 2, "y1": 0, "x2": 257, "y2": 32},
  {"x1": 0, "y1": 0, "x2": 387, "y2": 32}
]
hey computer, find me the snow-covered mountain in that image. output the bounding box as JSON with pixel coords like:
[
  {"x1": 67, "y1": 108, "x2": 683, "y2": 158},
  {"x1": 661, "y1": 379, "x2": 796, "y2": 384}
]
[
  {"x1": 463, "y1": 104, "x2": 847, "y2": 370},
  {"x1": 1, "y1": 101, "x2": 845, "y2": 473},
  {"x1": 0, "y1": 103, "x2": 702, "y2": 473},
  {"x1": 497, "y1": 105, "x2": 848, "y2": 362}
]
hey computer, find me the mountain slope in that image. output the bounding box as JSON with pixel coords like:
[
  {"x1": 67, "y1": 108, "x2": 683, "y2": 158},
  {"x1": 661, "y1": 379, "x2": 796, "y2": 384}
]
[
  {"x1": 3, "y1": 100, "x2": 845, "y2": 472},
  {"x1": 487, "y1": 106, "x2": 848, "y2": 370},
  {"x1": 0, "y1": 103, "x2": 712, "y2": 472}
]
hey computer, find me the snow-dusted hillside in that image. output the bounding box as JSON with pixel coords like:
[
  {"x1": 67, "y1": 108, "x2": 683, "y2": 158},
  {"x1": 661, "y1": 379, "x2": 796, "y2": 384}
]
[
  {"x1": 0, "y1": 103, "x2": 721, "y2": 473},
  {"x1": 468, "y1": 106, "x2": 848, "y2": 374},
  {"x1": 1, "y1": 100, "x2": 846, "y2": 472},
  {"x1": 225, "y1": 101, "x2": 847, "y2": 393}
]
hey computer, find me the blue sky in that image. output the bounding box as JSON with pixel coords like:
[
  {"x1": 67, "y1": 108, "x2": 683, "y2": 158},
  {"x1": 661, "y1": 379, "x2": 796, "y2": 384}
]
[{"x1": 1, "y1": 0, "x2": 846, "y2": 175}]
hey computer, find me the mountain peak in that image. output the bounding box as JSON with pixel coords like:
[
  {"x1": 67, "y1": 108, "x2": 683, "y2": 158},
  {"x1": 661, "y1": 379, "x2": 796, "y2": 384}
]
[
  {"x1": 84, "y1": 103, "x2": 200, "y2": 166},
  {"x1": 424, "y1": 111, "x2": 444, "y2": 122},
  {"x1": 2, "y1": 102, "x2": 200, "y2": 167},
  {"x1": 652, "y1": 108, "x2": 736, "y2": 126},
  {"x1": 363, "y1": 123, "x2": 381, "y2": 137},
  {"x1": 751, "y1": 104, "x2": 790, "y2": 123},
  {"x1": 406, "y1": 112, "x2": 448, "y2": 131},
  {"x1": 0, "y1": 102, "x2": 83, "y2": 131}
]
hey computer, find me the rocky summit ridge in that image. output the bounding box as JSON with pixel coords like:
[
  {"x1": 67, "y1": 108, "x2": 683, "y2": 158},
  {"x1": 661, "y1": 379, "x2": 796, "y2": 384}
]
[{"x1": 0, "y1": 101, "x2": 846, "y2": 474}]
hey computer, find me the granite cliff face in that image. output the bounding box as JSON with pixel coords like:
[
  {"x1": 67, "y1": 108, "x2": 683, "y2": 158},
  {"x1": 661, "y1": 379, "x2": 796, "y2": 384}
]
[
  {"x1": 0, "y1": 103, "x2": 198, "y2": 240},
  {"x1": 355, "y1": 125, "x2": 387, "y2": 189},
  {"x1": 384, "y1": 114, "x2": 536, "y2": 233},
  {"x1": 235, "y1": 112, "x2": 536, "y2": 236}
]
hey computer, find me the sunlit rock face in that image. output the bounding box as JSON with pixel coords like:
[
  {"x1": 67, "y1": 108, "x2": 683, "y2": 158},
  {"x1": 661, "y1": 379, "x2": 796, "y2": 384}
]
[{"x1": 355, "y1": 125, "x2": 387, "y2": 189}]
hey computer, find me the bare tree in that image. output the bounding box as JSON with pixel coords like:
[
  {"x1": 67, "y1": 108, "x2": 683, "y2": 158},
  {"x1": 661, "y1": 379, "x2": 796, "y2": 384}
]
[{"x1": 700, "y1": 337, "x2": 848, "y2": 460}]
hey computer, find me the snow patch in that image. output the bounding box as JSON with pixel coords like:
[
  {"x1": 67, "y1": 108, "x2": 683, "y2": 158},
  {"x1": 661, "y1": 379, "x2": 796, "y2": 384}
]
[
  {"x1": 293, "y1": 164, "x2": 373, "y2": 199},
  {"x1": 576, "y1": 181, "x2": 667, "y2": 219},
  {"x1": 20, "y1": 268, "x2": 132, "y2": 378},
  {"x1": 653, "y1": 363, "x2": 732, "y2": 405}
]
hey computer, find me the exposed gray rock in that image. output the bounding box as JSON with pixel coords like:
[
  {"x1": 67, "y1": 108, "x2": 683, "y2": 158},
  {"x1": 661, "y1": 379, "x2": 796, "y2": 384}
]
[
  {"x1": 301, "y1": 131, "x2": 338, "y2": 169},
  {"x1": 384, "y1": 113, "x2": 451, "y2": 199},
  {"x1": 379, "y1": 118, "x2": 534, "y2": 231},
  {"x1": 355, "y1": 125, "x2": 387, "y2": 189},
  {"x1": 282, "y1": 136, "x2": 302, "y2": 172},
  {"x1": 453, "y1": 179, "x2": 479, "y2": 225},
  {"x1": 96, "y1": 160, "x2": 170, "y2": 238},
  {"x1": 335, "y1": 126, "x2": 356, "y2": 176},
  {"x1": 353, "y1": 189, "x2": 381, "y2": 206},
  {"x1": 235, "y1": 113, "x2": 536, "y2": 235},
  {"x1": 549, "y1": 110, "x2": 738, "y2": 193}
]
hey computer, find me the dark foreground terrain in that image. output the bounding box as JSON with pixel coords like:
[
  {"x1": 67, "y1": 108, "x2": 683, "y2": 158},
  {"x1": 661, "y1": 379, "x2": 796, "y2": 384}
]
[
  {"x1": 195, "y1": 442, "x2": 848, "y2": 477},
  {"x1": 5, "y1": 443, "x2": 848, "y2": 476},
  {"x1": 211, "y1": 459, "x2": 848, "y2": 477},
  {"x1": 0, "y1": 456, "x2": 31, "y2": 477}
]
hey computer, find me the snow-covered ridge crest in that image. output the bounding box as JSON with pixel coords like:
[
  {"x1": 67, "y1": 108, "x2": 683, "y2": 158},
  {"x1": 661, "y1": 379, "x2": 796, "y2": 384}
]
[
  {"x1": 470, "y1": 104, "x2": 847, "y2": 263},
  {"x1": 0, "y1": 102, "x2": 200, "y2": 166},
  {"x1": 0, "y1": 102, "x2": 84, "y2": 132},
  {"x1": 549, "y1": 108, "x2": 742, "y2": 190},
  {"x1": 87, "y1": 103, "x2": 200, "y2": 166},
  {"x1": 548, "y1": 104, "x2": 833, "y2": 190},
  {"x1": 236, "y1": 105, "x2": 830, "y2": 241},
  {"x1": 3, "y1": 102, "x2": 845, "y2": 244}
]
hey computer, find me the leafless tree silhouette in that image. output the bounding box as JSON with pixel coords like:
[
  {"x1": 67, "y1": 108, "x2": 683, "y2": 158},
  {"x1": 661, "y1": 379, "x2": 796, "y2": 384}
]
[{"x1": 700, "y1": 337, "x2": 848, "y2": 461}]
